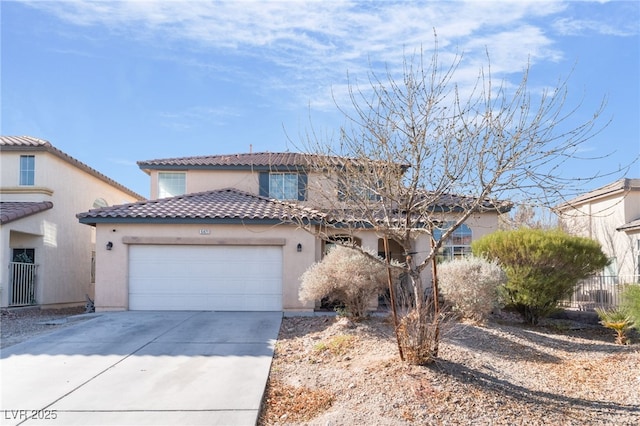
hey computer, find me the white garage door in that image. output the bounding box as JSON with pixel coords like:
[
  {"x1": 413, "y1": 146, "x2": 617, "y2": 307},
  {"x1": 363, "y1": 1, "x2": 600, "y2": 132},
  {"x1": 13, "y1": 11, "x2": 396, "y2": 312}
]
[{"x1": 128, "y1": 245, "x2": 282, "y2": 311}]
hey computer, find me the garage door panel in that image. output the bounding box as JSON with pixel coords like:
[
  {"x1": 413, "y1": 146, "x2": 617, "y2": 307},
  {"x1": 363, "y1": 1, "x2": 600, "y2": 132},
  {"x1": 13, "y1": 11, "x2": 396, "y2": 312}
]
[{"x1": 128, "y1": 245, "x2": 282, "y2": 311}]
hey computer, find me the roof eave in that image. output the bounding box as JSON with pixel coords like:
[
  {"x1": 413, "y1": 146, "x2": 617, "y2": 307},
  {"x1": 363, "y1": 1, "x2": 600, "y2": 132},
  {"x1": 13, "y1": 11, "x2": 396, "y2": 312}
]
[{"x1": 78, "y1": 217, "x2": 294, "y2": 226}]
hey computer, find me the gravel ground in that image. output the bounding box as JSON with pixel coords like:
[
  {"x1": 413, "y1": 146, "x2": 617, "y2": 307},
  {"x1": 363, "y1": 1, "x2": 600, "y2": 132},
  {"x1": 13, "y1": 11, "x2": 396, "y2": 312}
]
[
  {"x1": 0, "y1": 306, "x2": 89, "y2": 349},
  {"x1": 3, "y1": 307, "x2": 638, "y2": 425},
  {"x1": 259, "y1": 311, "x2": 640, "y2": 425}
]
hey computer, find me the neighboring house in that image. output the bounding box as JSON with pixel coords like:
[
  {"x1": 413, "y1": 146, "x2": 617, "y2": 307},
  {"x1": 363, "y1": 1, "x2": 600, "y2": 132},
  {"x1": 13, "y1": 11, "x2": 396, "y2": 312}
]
[
  {"x1": 78, "y1": 152, "x2": 509, "y2": 312},
  {"x1": 0, "y1": 136, "x2": 144, "y2": 308},
  {"x1": 557, "y1": 178, "x2": 640, "y2": 281}
]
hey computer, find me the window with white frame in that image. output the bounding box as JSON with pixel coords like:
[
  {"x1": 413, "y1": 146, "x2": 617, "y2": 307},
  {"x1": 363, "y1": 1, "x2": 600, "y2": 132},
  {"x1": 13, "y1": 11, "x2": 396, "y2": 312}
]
[
  {"x1": 434, "y1": 223, "x2": 473, "y2": 262},
  {"x1": 269, "y1": 173, "x2": 299, "y2": 200},
  {"x1": 20, "y1": 155, "x2": 35, "y2": 186},
  {"x1": 158, "y1": 172, "x2": 186, "y2": 198}
]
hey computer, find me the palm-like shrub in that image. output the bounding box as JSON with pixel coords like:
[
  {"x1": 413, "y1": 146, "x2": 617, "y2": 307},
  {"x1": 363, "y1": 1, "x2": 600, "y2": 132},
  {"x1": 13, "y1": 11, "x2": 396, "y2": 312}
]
[
  {"x1": 437, "y1": 257, "x2": 507, "y2": 324},
  {"x1": 595, "y1": 308, "x2": 635, "y2": 345},
  {"x1": 299, "y1": 245, "x2": 391, "y2": 318}
]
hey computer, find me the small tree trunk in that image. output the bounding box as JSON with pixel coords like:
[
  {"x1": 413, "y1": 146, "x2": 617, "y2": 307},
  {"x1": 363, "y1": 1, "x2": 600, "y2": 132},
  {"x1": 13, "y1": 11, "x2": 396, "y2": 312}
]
[
  {"x1": 430, "y1": 250, "x2": 440, "y2": 359},
  {"x1": 406, "y1": 256, "x2": 423, "y2": 311},
  {"x1": 384, "y1": 235, "x2": 404, "y2": 361}
]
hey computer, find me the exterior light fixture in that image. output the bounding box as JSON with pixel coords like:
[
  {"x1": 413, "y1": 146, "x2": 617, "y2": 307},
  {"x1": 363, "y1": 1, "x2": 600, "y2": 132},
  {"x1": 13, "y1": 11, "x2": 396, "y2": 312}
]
[
  {"x1": 106, "y1": 241, "x2": 113, "y2": 250},
  {"x1": 297, "y1": 243, "x2": 302, "y2": 252}
]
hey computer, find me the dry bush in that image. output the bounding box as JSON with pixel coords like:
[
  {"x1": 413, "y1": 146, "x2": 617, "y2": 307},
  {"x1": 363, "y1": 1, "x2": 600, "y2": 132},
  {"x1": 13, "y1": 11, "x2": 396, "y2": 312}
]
[
  {"x1": 299, "y1": 245, "x2": 389, "y2": 318},
  {"x1": 396, "y1": 301, "x2": 452, "y2": 365},
  {"x1": 437, "y1": 257, "x2": 507, "y2": 324}
]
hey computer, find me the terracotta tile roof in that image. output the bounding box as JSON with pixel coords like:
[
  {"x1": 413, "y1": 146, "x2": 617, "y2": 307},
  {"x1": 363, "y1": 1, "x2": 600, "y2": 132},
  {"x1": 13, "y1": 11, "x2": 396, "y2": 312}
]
[
  {"x1": 77, "y1": 187, "x2": 508, "y2": 229},
  {"x1": 137, "y1": 152, "x2": 407, "y2": 172},
  {"x1": 423, "y1": 191, "x2": 513, "y2": 213},
  {"x1": 77, "y1": 188, "x2": 324, "y2": 224},
  {"x1": 1, "y1": 135, "x2": 144, "y2": 201},
  {"x1": 1, "y1": 201, "x2": 54, "y2": 224},
  {"x1": 138, "y1": 152, "x2": 313, "y2": 168}
]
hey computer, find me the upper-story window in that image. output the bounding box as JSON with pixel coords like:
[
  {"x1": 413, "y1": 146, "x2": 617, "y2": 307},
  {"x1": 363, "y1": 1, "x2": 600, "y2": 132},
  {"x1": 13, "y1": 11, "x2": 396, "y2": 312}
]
[
  {"x1": 20, "y1": 155, "x2": 35, "y2": 186},
  {"x1": 434, "y1": 223, "x2": 473, "y2": 262},
  {"x1": 158, "y1": 172, "x2": 186, "y2": 198},
  {"x1": 270, "y1": 173, "x2": 298, "y2": 200},
  {"x1": 259, "y1": 172, "x2": 307, "y2": 201}
]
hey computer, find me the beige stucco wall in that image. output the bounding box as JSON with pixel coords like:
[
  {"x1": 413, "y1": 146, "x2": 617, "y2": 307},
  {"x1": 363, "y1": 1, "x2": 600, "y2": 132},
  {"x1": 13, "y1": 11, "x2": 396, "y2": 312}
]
[
  {"x1": 149, "y1": 168, "x2": 341, "y2": 208},
  {"x1": 0, "y1": 150, "x2": 141, "y2": 307},
  {"x1": 92, "y1": 211, "x2": 502, "y2": 312}
]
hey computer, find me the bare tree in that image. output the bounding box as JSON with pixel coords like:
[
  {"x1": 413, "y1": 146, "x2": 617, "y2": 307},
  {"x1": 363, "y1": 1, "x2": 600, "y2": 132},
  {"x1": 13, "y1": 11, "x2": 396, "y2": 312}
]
[
  {"x1": 288, "y1": 41, "x2": 618, "y2": 364},
  {"x1": 500, "y1": 203, "x2": 559, "y2": 230}
]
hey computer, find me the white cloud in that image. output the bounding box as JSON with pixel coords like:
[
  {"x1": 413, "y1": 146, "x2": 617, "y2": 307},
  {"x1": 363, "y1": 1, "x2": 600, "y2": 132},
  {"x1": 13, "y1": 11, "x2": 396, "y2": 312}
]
[
  {"x1": 553, "y1": 17, "x2": 639, "y2": 37},
  {"x1": 19, "y1": 0, "x2": 634, "y2": 111}
]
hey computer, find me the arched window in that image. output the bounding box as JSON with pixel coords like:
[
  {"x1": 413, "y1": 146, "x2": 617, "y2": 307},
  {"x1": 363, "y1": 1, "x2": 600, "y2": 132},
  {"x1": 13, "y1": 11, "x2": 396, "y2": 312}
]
[{"x1": 434, "y1": 223, "x2": 472, "y2": 262}]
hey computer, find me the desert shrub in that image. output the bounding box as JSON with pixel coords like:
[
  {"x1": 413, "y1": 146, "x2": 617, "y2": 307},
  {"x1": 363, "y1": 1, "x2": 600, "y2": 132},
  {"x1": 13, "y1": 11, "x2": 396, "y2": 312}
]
[
  {"x1": 620, "y1": 284, "x2": 640, "y2": 331},
  {"x1": 299, "y1": 245, "x2": 390, "y2": 318},
  {"x1": 472, "y1": 228, "x2": 609, "y2": 325},
  {"x1": 437, "y1": 257, "x2": 507, "y2": 324}
]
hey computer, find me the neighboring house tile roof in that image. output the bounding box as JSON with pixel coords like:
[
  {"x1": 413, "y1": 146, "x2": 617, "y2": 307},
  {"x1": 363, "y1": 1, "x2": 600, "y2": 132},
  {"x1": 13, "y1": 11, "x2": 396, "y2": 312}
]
[
  {"x1": 616, "y1": 218, "x2": 640, "y2": 232},
  {"x1": 557, "y1": 178, "x2": 640, "y2": 209},
  {"x1": 1, "y1": 136, "x2": 144, "y2": 200},
  {"x1": 1, "y1": 201, "x2": 53, "y2": 224},
  {"x1": 77, "y1": 188, "x2": 325, "y2": 224}
]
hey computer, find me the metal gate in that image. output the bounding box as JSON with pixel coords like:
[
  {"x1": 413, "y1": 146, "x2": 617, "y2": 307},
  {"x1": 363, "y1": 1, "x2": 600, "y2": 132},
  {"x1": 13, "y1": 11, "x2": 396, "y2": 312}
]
[{"x1": 9, "y1": 262, "x2": 38, "y2": 306}]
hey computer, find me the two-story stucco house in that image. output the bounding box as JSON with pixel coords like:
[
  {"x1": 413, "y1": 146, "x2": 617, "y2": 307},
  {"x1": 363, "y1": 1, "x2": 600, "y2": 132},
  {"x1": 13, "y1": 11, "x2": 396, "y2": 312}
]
[
  {"x1": 557, "y1": 178, "x2": 640, "y2": 282},
  {"x1": 0, "y1": 136, "x2": 144, "y2": 308},
  {"x1": 78, "y1": 152, "x2": 509, "y2": 313}
]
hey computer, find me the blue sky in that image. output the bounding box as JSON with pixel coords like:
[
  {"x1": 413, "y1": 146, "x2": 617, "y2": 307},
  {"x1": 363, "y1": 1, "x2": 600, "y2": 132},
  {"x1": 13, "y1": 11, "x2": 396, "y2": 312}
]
[{"x1": 2, "y1": 0, "x2": 639, "y2": 199}]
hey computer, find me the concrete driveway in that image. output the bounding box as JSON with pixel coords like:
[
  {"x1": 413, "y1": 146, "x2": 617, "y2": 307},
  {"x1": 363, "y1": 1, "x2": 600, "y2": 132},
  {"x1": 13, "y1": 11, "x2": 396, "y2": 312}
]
[{"x1": 0, "y1": 311, "x2": 282, "y2": 426}]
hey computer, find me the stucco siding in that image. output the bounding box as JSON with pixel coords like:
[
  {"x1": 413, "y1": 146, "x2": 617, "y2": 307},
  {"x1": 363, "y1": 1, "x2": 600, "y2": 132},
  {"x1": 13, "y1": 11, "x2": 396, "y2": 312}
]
[
  {"x1": 1, "y1": 149, "x2": 141, "y2": 307},
  {"x1": 560, "y1": 191, "x2": 640, "y2": 278}
]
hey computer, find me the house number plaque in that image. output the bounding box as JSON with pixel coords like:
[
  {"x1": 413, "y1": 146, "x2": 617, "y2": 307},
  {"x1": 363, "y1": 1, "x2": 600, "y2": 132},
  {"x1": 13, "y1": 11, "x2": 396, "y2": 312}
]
[{"x1": 199, "y1": 229, "x2": 211, "y2": 235}]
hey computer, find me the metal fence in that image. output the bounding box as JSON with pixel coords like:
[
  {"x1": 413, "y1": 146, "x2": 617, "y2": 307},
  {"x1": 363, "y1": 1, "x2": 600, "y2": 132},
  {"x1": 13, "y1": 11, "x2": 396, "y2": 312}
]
[
  {"x1": 9, "y1": 262, "x2": 38, "y2": 306},
  {"x1": 560, "y1": 275, "x2": 639, "y2": 311}
]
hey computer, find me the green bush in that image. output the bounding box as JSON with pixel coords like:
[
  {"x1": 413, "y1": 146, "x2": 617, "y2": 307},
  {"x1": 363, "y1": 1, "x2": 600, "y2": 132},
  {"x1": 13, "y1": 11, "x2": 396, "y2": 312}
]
[
  {"x1": 620, "y1": 284, "x2": 640, "y2": 331},
  {"x1": 472, "y1": 228, "x2": 608, "y2": 325},
  {"x1": 299, "y1": 245, "x2": 391, "y2": 318},
  {"x1": 437, "y1": 257, "x2": 507, "y2": 324}
]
